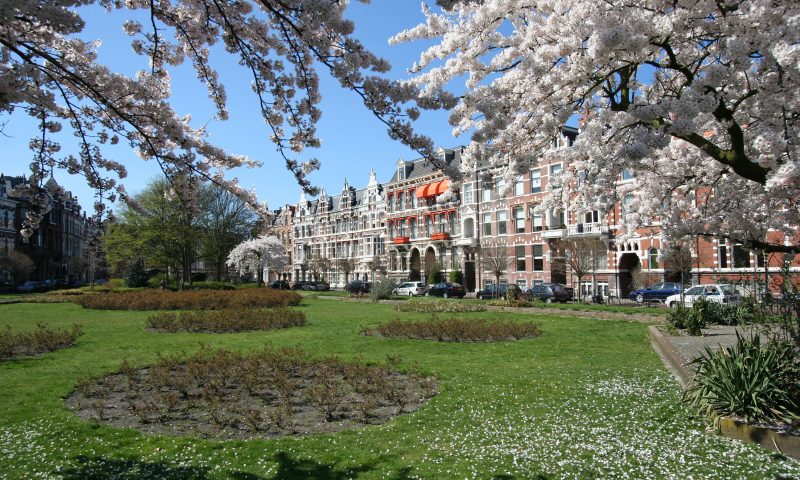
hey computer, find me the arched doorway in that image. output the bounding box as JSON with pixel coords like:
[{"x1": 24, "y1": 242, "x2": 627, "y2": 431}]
[
  {"x1": 424, "y1": 247, "x2": 438, "y2": 283},
  {"x1": 618, "y1": 253, "x2": 641, "y2": 297},
  {"x1": 409, "y1": 248, "x2": 421, "y2": 281}
]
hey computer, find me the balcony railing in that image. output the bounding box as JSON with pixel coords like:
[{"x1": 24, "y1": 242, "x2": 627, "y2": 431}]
[
  {"x1": 430, "y1": 232, "x2": 451, "y2": 241},
  {"x1": 392, "y1": 236, "x2": 410, "y2": 245},
  {"x1": 567, "y1": 222, "x2": 608, "y2": 237},
  {"x1": 541, "y1": 227, "x2": 566, "y2": 239}
]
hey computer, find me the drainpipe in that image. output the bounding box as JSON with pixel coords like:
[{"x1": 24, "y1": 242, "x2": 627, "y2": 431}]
[{"x1": 475, "y1": 169, "x2": 482, "y2": 291}]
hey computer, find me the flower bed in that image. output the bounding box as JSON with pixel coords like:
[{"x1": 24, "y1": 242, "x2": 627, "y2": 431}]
[
  {"x1": 362, "y1": 316, "x2": 541, "y2": 342},
  {"x1": 395, "y1": 299, "x2": 486, "y2": 313},
  {"x1": 1, "y1": 323, "x2": 83, "y2": 360},
  {"x1": 147, "y1": 308, "x2": 306, "y2": 333},
  {"x1": 74, "y1": 289, "x2": 301, "y2": 310},
  {"x1": 67, "y1": 347, "x2": 436, "y2": 439}
]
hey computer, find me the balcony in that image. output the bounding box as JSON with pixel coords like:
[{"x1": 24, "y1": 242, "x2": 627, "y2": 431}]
[
  {"x1": 430, "y1": 232, "x2": 451, "y2": 241},
  {"x1": 541, "y1": 227, "x2": 566, "y2": 239},
  {"x1": 566, "y1": 222, "x2": 608, "y2": 237},
  {"x1": 456, "y1": 237, "x2": 478, "y2": 247},
  {"x1": 392, "y1": 236, "x2": 410, "y2": 245}
]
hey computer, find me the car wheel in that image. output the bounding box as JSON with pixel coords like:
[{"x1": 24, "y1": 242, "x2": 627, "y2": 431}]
[
  {"x1": 443, "y1": 292, "x2": 449, "y2": 298},
  {"x1": 636, "y1": 294, "x2": 644, "y2": 303},
  {"x1": 669, "y1": 302, "x2": 676, "y2": 308},
  {"x1": 425, "y1": 292, "x2": 430, "y2": 297},
  {"x1": 545, "y1": 297, "x2": 553, "y2": 304},
  {"x1": 408, "y1": 292, "x2": 413, "y2": 297}
]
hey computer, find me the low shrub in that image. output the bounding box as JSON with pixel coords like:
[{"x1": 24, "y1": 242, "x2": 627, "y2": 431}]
[
  {"x1": 75, "y1": 288, "x2": 302, "y2": 310},
  {"x1": 0, "y1": 323, "x2": 83, "y2": 360},
  {"x1": 67, "y1": 346, "x2": 436, "y2": 439},
  {"x1": 667, "y1": 306, "x2": 705, "y2": 335},
  {"x1": 684, "y1": 333, "x2": 800, "y2": 427},
  {"x1": 369, "y1": 277, "x2": 396, "y2": 302},
  {"x1": 362, "y1": 315, "x2": 541, "y2": 342},
  {"x1": 395, "y1": 299, "x2": 486, "y2": 313},
  {"x1": 486, "y1": 299, "x2": 538, "y2": 308},
  {"x1": 147, "y1": 308, "x2": 306, "y2": 333}
]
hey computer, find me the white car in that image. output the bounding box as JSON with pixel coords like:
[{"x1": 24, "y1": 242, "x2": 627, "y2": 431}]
[
  {"x1": 393, "y1": 281, "x2": 428, "y2": 297},
  {"x1": 665, "y1": 284, "x2": 741, "y2": 308}
]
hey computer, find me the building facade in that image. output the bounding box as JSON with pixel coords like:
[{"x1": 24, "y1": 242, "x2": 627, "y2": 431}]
[
  {"x1": 0, "y1": 175, "x2": 91, "y2": 286},
  {"x1": 263, "y1": 204, "x2": 295, "y2": 282},
  {"x1": 292, "y1": 170, "x2": 386, "y2": 285}
]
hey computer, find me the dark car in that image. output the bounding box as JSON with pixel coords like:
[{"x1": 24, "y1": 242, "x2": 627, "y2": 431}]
[
  {"x1": 291, "y1": 281, "x2": 309, "y2": 290},
  {"x1": 270, "y1": 280, "x2": 290, "y2": 289},
  {"x1": 16, "y1": 281, "x2": 45, "y2": 293},
  {"x1": 476, "y1": 284, "x2": 522, "y2": 300},
  {"x1": 426, "y1": 282, "x2": 466, "y2": 298},
  {"x1": 628, "y1": 282, "x2": 682, "y2": 303},
  {"x1": 302, "y1": 281, "x2": 330, "y2": 291},
  {"x1": 345, "y1": 280, "x2": 372, "y2": 294},
  {"x1": 525, "y1": 283, "x2": 572, "y2": 303}
]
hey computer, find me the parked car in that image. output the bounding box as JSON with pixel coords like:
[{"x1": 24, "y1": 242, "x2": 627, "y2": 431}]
[
  {"x1": 628, "y1": 282, "x2": 682, "y2": 303},
  {"x1": 16, "y1": 281, "x2": 45, "y2": 293},
  {"x1": 291, "y1": 281, "x2": 309, "y2": 290},
  {"x1": 302, "y1": 281, "x2": 330, "y2": 291},
  {"x1": 345, "y1": 280, "x2": 372, "y2": 294},
  {"x1": 476, "y1": 284, "x2": 523, "y2": 300},
  {"x1": 269, "y1": 280, "x2": 290, "y2": 289},
  {"x1": 394, "y1": 281, "x2": 427, "y2": 297},
  {"x1": 426, "y1": 282, "x2": 466, "y2": 298},
  {"x1": 525, "y1": 283, "x2": 573, "y2": 303},
  {"x1": 665, "y1": 284, "x2": 741, "y2": 308}
]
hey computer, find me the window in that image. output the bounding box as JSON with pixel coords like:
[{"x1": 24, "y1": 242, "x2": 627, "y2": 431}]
[
  {"x1": 549, "y1": 164, "x2": 562, "y2": 176},
  {"x1": 438, "y1": 213, "x2": 446, "y2": 233},
  {"x1": 410, "y1": 193, "x2": 417, "y2": 209},
  {"x1": 622, "y1": 194, "x2": 635, "y2": 216},
  {"x1": 495, "y1": 178, "x2": 506, "y2": 197},
  {"x1": 464, "y1": 218, "x2": 475, "y2": 238},
  {"x1": 482, "y1": 182, "x2": 492, "y2": 202},
  {"x1": 622, "y1": 169, "x2": 634, "y2": 180},
  {"x1": 718, "y1": 238, "x2": 728, "y2": 268},
  {"x1": 530, "y1": 169, "x2": 541, "y2": 193},
  {"x1": 425, "y1": 216, "x2": 432, "y2": 236},
  {"x1": 649, "y1": 248, "x2": 658, "y2": 269},
  {"x1": 463, "y1": 183, "x2": 474, "y2": 204},
  {"x1": 410, "y1": 218, "x2": 416, "y2": 238},
  {"x1": 398, "y1": 164, "x2": 406, "y2": 181},
  {"x1": 398, "y1": 192, "x2": 405, "y2": 211},
  {"x1": 497, "y1": 210, "x2": 507, "y2": 235},
  {"x1": 532, "y1": 214, "x2": 543, "y2": 232},
  {"x1": 514, "y1": 176, "x2": 524, "y2": 196},
  {"x1": 733, "y1": 244, "x2": 750, "y2": 268},
  {"x1": 756, "y1": 251, "x2": 766, "y2": 268},
  {"x1": 482, "y1": 213, "x2": 492, "y2": 236},
  {"x1": 515, "y1": 245, "x2": 526, "y2": 271},
  {"x1": 513, "y1": 207, "x2": 525, "y2": 233},
  {"x1": 584, "y1": 211, "x2": 599, "y2": 224},
  {"x1": 533, "y1": 245, "x2": 544, "y2": 271},
  {"x1": 448, "y1": 213, "x2": 456, "y2": 234}
]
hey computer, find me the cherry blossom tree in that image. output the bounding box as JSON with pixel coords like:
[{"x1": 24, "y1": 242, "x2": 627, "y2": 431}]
[
  {"x1": 226, "y1": 234, "x2": 288, "y2": 286},
  {"x1": 1, "y1": 0, "x2": 449, "y2": 237},
  {"x1": 393, "y1": 0, "x2": 800, "y2": 254}
]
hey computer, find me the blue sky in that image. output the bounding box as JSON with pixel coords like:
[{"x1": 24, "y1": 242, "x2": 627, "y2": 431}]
[{"x1": 1, "y1": 1, "x2": 458, "y2": 213}]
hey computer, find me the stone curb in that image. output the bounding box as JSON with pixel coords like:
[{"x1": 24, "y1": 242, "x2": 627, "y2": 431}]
[{"x1": 648, "y1": 326, "x2": 800, "y2": 459}]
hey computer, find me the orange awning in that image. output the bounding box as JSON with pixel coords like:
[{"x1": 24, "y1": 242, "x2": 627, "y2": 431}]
[{"x1": 415, "y1": 179, "x2": 450, "y2": 198}]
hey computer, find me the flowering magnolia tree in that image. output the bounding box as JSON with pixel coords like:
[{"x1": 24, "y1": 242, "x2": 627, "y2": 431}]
[
  {"x1": 226, "y1": 235, "x2": 288, "y2": 286},
  {"x1": 393, "y1": 0, "x2": 800, "y2": 253},
  {"x1": 1, "y1": 0, "x2": 450, "y2": 236}
]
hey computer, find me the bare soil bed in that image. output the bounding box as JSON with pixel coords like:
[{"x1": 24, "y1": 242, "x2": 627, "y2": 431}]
[
  {"x1": 66, "y1": 347, "x2": 436, "y2": 440},
  {"x1": 1, "y1": 323, "x2": 83, "y2": 360}
]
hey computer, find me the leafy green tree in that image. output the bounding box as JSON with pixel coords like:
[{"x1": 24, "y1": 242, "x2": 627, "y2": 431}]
[{"x1": 198, "y1": 187, "x2": 256, "y2": 281}]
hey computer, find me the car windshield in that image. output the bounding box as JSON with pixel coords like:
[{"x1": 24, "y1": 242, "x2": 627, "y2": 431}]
[
  {"x1": 685, "y1": 286, "x2": 703, "y2": 295},
  {"x1": 720, "y1": 285, "x2": 737, "y2": 294}
]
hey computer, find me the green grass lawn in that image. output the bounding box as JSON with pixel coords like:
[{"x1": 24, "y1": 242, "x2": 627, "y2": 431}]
[{"x1": 0, "y1": 299, "x2": 797, "y2": 479}]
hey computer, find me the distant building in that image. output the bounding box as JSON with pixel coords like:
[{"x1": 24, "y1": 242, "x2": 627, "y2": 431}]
[
  {"x1": 263, "y1": 204, "x2": 295, "y2": 282},
  {"x1": 0, "y1": 174, "x2": 91, "y2": 286}
]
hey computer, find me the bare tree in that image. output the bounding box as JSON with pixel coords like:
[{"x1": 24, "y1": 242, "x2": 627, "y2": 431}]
[
  {"x1": 556, "y1": 238, "x2": 607, "y2": 301},
  {"x1": 308, "y1": 255, "x2": 331, "y2": 282},
  {"x1": 661, "y1": 242, "x2": 694, "y2": 306},
  {"x1": 366, "y1": 254, "x2": 388, "y2": 281},
  {"x1": 481, "y1": 241, "x2": 510, "y2": 298},
  {"x1": 0, "y1": 251, "x2": 35, "y2": 284},
  {"x1": 335, "y1": 257, "x2": 356, "y2": 284}
]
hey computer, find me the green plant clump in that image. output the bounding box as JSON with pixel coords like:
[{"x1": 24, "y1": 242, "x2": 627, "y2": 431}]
[
  {"x1": 370, "y1": 277, "x2": 397, "y2": 302},
  {"x1": 147, "y1": 308, "x2": 306, "y2": 333},
  {"x1": 0, "y1": 323, "x2": 83, "y2": 360},
  {"x1": 667, "y1": 306, "x2": 705, "y2": 336},
  {"x1": 684, "y1": 333, "x2": 800, "y2": 426},
  {"x1": 75, "y1": 288, "x2": 301, "y2": 310}
]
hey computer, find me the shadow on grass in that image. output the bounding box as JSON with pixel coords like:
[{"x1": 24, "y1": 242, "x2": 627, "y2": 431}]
[{"x1": 56, "y1": 452, "x2": 439, "y2": 479}]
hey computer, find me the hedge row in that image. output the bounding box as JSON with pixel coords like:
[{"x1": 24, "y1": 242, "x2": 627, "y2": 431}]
[{"x1": 75, "y1": 289, "x2": 302, "y2": 310}]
